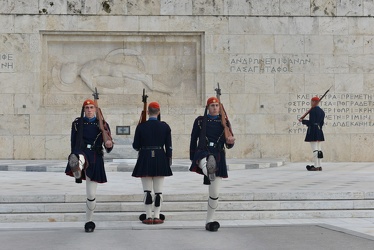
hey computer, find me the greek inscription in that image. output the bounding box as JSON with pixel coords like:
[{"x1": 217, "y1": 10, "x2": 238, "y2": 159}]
[
  {"x1": 230, "y1": 55, "x2": 311, "y2": 74},
  {"x1": 0, "y1": 53, "x2": 15, "y2": 72},
  {"x1": 288, "y1": 93, "x2": 374, "y2": 133}
]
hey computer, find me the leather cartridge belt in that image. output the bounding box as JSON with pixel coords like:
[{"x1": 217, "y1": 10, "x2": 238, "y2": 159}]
[
  {"x1": 86, "y1": 144, "x2": 100, "y2": 150},
  {"x1": 141, "y1": 146, "x2": 163, "y2": 150},
  {"x1": 207, "y1": 141, "x2": 223, "y2": 148}
]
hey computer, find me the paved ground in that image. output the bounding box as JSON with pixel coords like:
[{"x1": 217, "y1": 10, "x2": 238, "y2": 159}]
[{"x1": 0, "y1": 160, "x2": 374, "y2": 249}]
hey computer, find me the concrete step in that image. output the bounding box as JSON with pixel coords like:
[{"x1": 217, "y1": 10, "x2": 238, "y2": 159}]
[
  {"x1": 0, "y1": 158, "x2": 285, "y2": 172},
  {"x1": 1, "y1": 200, "x2": 374, "y2": 214},
  {"x1": 1, "y1": 191, "x2": 373, "y2": 203},
  {"x1": 1, "y1": 210, "x2": 374, "y2": 223}
]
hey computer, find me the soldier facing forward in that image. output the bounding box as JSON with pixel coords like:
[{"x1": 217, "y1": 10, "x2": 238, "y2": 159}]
[
  {"x1": 65, "y1": 99, "x2": 113, "y2": 232},
  {"x1": 190, "y1": 97, "x2": 235, "y2": 232}
]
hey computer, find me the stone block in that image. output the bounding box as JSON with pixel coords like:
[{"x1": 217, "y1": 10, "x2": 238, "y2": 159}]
[
  {"x1": 364, "y1": 0, "x2": 374, "y2": 16},
  {"x1": 139, "y1": 16, "x2": 170, "y2": 31},
  {"x1": 320, "y1": 55, "x2": 349, "y2": 73},
  {"x1": 304, "y1": 74, "x2": 335, "y2": 93},
  {"x1": 337, "y1": 0, "x2": 363, "y2": 16},
  {"x1": 245, "y1": 74, "x2": 275, "y2": 94},
  {"x1": 351, "y1": 134, "x2": 374, "y2": 161},
  {"x1": 260, "y1": 134, "x2": 291, "y2": 159},
  {"x1": 213, "y1": 73, "x2": 245, "y2": 94},
  {"x1": 349, "y1": 17, "x2": 374, "y2": 35},
  {"x1": 0, "y1": 15, "x2": 14, "y2": 33},
  {"x1": 275, "y1": 35, "x2": 304, "y2": 54},
  {"x1": 333, "y1": 35, "x2": 364, "y2": 55},
  {"x1": 230, "y1": 94, "x2": 259, "y2": 114},
  {"x1": 311, "y1": 0, "x2": 337, "y2": 16},
  {"x1": 230, "y1": 134, "x2": 261, "y2": 158},
  {"x1": 192, "y1": 0, "x2": 224, "y2": 15},
  {"x1": 45, "y1": 135, "x2": 70, "y2": 160},
  {"x1": 349, "y1": 55, "x2": 374, "y2": 73},
  {"x1": 289, "y1": 17, "x2": 319, "y2": 35},
  {"x1": 9, "y1": 0, "x2": 39, "y2": 14},
  {"x1": 259, "y1": 94, "x2": 290, "y2": 114},
  {"x1": 223, "y1": 0, "x2": 251, "y2": 15},
  {"x1": 274, "y1": 113, "x2": 298, "y2": 135},
  {"x1": 0, "y1": 115, "x2": 29, "y2": 136},
  {"x1": 322, "y1": 134, "x2": 352, "y2": 162},
  {"x1": 363, "y1": 36, "x2": 374, "y2": 54},
  {"x1": 83, "y1": 0, "x2": 97, "y2": 14},
  {"x1": 363, "y1": 74, "x2": 374, "y2": 92},
  {"x1": 290, "y1": 134, "x2": 311, "y2": 161},
  {"x1": 95, "y1": 0, "x2": 127, "y2": 15},
  {"x1": 0, "y1": 137, "x2": 13, "y2": 159},
  {"x1": 229, "y1": 114, "x2": 246, "y2": 135},
  {"x1": 206, "y1": 34, "x2": 245, "y2": 54},
  {"x1": 275, "y1": 74, "x2": 304, "y2": 94},
  {"x1": 335, "y1": 74, "x2": 363, "y2": 93},
  {"x1": 319, "y1": 17, "x2": 349, "y2": 35},
  {"x1": 244, "y1": 35, "x2": 275, "y2": 53},
  {"x1": 246, "y1": 115, "x2": 275, "y2": 134},
  {"x1": 14, "y1": 136, "x2": 45, "y2": 159},
  {"x1": 0, "y1": 95, "x2": 14, "y2": 114},
  {"x1": 305, "y1": 35, "x2": 334, "y2": 54},
  {"x1": 251, "y1": 0, "x2": 280, "y2": 16},
  {"x1": 279, "y1": 0, "x2": 309, "y2": 16},
  {"x1": 39, "y1": 0, "x2": 67, "y2": 14},
  {"x1": 160, "y1": 0, "x2": 192, "y2": 15},
  {"x1": 14, "y1": 15, "x2": 45, "y2": 33},
  {"x1": 127, "y1": 0, "x2": 160, "y2": 15},
  {"x1": 229, "y1": 17, "x2": 289, "y2": 35},
  {"x1": 205, "y1": 54, "x2": 229, "y2": 73}
]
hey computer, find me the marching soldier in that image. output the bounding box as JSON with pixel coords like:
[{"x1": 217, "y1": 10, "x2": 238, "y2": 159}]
[
  {"x1": 190, "y1": 97, "x2": 235, "y2": 232},
  {"x1": 65, "y1": 99, "x2": 113, "y2": 232},
  {"x1": 299, "y1": 96, "x2": 325, "y2": 171},
  {"x1": 132, "y1": 101, "x2": 173, "y2": 225}
]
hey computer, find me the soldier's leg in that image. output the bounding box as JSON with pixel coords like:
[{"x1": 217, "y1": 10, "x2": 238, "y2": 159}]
[
  {"x1": 153, "y1": 177, "x2": 165, "y2": 224},
  {"x1": 317, "y1": 142, "x2": 323, "y2": 170},
  {"x1": 206, "y1": 177, "x2": 222, "y2": 232},
  {"x1": 141, "y1": 177, "x2": 154, "y2": 224},
  {"x1": 68, "y1": 154, "x2": 86, "y2": 183},
  {"x1": 308, "y1": 141, "x2": 318, "y2": 171},
  {"x1": 199, "y1": 155, "x2": 216, "y2": 181},
  {"x1": 85, "y1": 176, "x2": 98, "y2": 232}
]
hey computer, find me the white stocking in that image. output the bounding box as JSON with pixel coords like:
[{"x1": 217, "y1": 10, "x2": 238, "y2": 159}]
[
  {"x1": 153, "y1": 177, "x2": 164, "y2": 219},
  {"x1": 309, "y1": 141, "x2": 322, "y2": 168},
  {"x1": 86, "y1": 176, "x2": 98, "y2": 222},
  {"x1": 141, "y1": 177, "x2": 153, "y2": 219},
  {"x1": 198, "y1": 158, "x2": 208, "y2": 176},
  {"x1": 206, "y1": 177, "x2": 222, "y2": 223}
]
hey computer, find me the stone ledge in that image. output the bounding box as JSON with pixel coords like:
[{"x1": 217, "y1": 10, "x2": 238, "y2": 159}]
[{"x1": 0, "y1": 159, "x2": 285, "y2": 172}]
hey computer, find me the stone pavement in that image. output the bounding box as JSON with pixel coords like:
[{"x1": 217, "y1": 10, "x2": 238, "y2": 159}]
[{"x1": 0, "y1": 160, "x2": 374, "y2": 249}]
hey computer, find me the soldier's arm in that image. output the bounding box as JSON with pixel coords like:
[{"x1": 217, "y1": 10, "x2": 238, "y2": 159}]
[
  {"x1": 132, "y1": 125, "x2": 141, "y2": 151},
  {"x1": 189, "y1": 118, "x2": 200, "y2": 161},
  {"x1": 70, "y1": 120, "x2": 77, "y2": 152},
  {"x1": 103, "y1": 122, "x2": 113, "y2": 153}
]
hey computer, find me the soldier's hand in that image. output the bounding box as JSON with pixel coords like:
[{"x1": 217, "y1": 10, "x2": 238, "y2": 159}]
[
  {"x1": 226, "y1": 136, "x2": 235, "y2": 144},
  {"x1": 298, "y1": 118, "x2": 303, "y2": 122},
  {"x1": 105, "y1": 140, "x2": 113, "y2": 148},
  {"x1": 169, "y1": 158, "x2": 172, "y2": 167}
]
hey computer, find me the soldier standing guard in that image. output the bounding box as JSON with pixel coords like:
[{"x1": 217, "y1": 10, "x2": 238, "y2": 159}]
[
  {"x1": 190, "y1": 97, "x2": 235, "y2": 232},
  {"x1": 65, "y1": 99, "x2": 113, "y2": 232},
  {"x1": 132, "y1": 101, "x2": 173, "y2": 225},
  {"x1": 299, "y1": 96, "x2": 325, "y2": 171}
]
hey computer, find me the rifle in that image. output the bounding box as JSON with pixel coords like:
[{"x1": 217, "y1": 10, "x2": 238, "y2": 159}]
[
  {"x1": 138, "y1": 89, "x2": 148, "y2": 124},
  {"x1": 299, "y1": 85, "x2": 332, "y2": 120},
  {"x1": 92, "y1": 88, "x2": 113, "y2": 144},
  {"x1": 215, "y1": 83, "x2": 234, "y2": 144}
]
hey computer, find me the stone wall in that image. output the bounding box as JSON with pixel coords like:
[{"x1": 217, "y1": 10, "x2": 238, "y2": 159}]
[{"x1": 1, "y1": 0, "x2": 374, "y2": 161}]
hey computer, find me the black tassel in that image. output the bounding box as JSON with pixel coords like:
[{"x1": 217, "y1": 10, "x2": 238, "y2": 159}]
[{"x1": 197, "y1": 106, "x2": 208, "y2": 150}]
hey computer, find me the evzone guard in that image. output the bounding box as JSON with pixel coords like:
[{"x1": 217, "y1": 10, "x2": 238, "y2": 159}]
[
  {"x1": 190, "y1": 84, "x2": 235, "y2": 232},
  {"x1": 132, "y1": 89, "x2": 173, "y2": 224},
  {"x1": 299, "y1": 89, "x2": 329, "y2": 171},
  {"x1": 65, "y1": 89, "x2": 113, "y2": 232}
]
